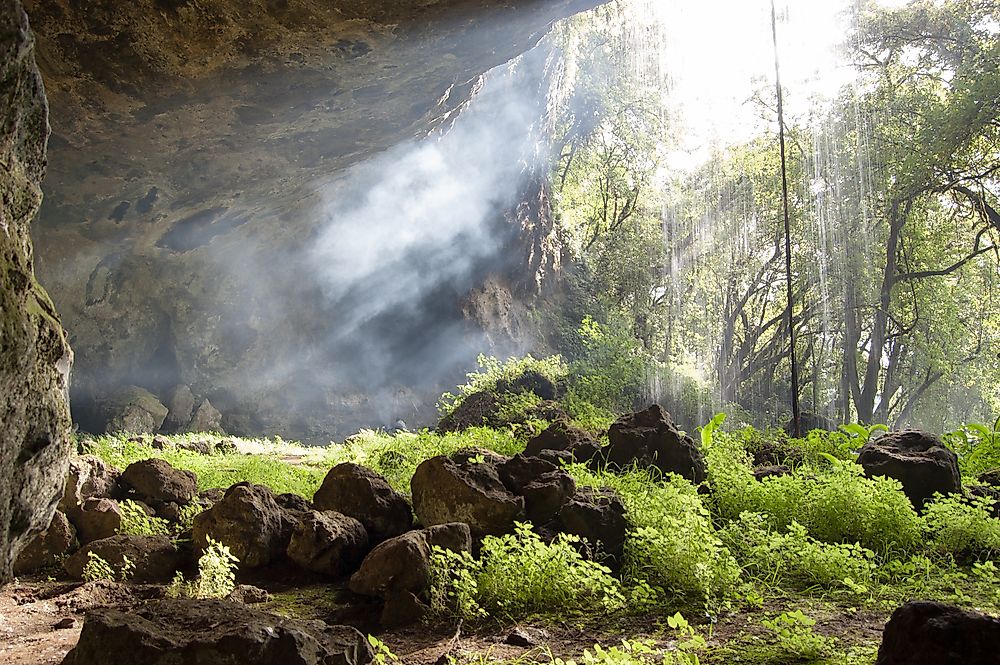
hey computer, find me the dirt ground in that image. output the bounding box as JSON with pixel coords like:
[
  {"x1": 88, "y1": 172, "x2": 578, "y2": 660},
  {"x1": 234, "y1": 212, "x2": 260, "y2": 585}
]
[{"x1": 0, "y1": 577, "x2": 888, "y2": 664}]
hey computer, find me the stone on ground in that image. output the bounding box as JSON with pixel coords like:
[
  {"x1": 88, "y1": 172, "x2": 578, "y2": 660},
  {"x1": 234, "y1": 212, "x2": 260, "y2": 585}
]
[
  {"x1": 411, "y1": 448, "x2": 524, "y2": 538},
  {"x1": 14, "y1": 510, "x2": 77, "y2": 574},
  {"x1": 875, "y1": 601, "x2": 1000, "y2": 665},
  {"x1": 192, "y1": 482, "x2": 295, "y2": 568},
  {"x1": 858, "y1": 430, "x2": 961, "y2": 510},
  {"x1": 98, "y1": 386, "x2": 168, "y2": 434},
  {"x1": 605, "y1": 405, "x2": 707, "y2": 484},
  {"x1": 119, "y1": 458, "x2": 197, "y2": 505},
  {"x1": 60, "y1": 598, "x2": 373, "y2": 665},
  {"x1": 286, "y1": 510, "x2": 369, "y2": 577},
  {"x1": 73, "y1": 498, "x2": 122, "y2": 544},
  {"x1": 523, "y1": 419, "x2": 602, "y2": 463},
  {"x1": 64, "y1": 534, "x2": 182, "y2": 583},
  {"x1": 555, "y1": 487, "x2": 629, "y2": 571},
  {"x1": 313, "y1": 463, "x2": 412, "y2": 543}
]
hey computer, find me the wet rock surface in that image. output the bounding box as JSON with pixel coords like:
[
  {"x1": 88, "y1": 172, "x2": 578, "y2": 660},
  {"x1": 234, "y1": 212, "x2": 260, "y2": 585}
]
[
  {"x1": 858, "y1": 430, "x2": 962, "y2": 510},
  {"x1": 0, "y1": 0, "x2": 74, "y2": 582},
  {"x1": 61, "y1": 598, "x2": 373, "y2": 665}
]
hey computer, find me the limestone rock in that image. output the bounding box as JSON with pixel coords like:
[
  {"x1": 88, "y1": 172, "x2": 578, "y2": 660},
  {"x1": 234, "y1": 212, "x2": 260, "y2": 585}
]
[
  {"x1": 14, "y1": 510, "x2": 77, "y2": 574},
  {"x1": 119, "y1": 458, "x2": 197, "y2": 505},
  {"x1": 875, "y1": 601, "x2": 1000, "y2": 665},
  {"x1": 286, "y1": 510, "x2": 369, "y2": 577},
  {"x1": 184, "y1": 399, "x2": 224, "y2": 433},
  {"x1": 192, "y1": 482, "x2": 292, "y2": 568},
  {"x1": 411, "y1": 448, "x2": 524, "y2": 539},
  {"x1": 313, "y1": 463, "x2": 412, "y2": 543},
  {"x1": 162, "y1": 385, "x2": 196, "y2": 432},
  {"x1": 0, "y1": 0, "x2": 74, "y2": 582},
  {"x1": 60, "y1": 455, "x2": 119, "y2": 522},
  {"x1": 98, "y1": 386, "x2": 168, "y2": 434},
  {"x1": 64, "y1": 535, "x2": 182, "y2": 583},
  {"x1": 60, "y1": 599, "x2": 373, "y2": 665},
  {"x1": 858, "y1": 430, "x2": 961, "y2": 510},
  {"x1": 604, "y1": 405, "x2": 707, "y2": 484}
]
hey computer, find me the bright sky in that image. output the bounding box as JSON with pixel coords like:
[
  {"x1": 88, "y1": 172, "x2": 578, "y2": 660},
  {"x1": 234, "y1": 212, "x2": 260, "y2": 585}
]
[{"x1": 631, "y1": 0, "x2": 911, "y2": 170}]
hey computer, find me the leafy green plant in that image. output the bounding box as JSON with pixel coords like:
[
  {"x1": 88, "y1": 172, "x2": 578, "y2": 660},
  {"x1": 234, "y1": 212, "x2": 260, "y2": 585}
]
[
  {"x1": 82, "y1": 551, "x2": 128, "y2": 583},
  {"x1": 942, "y1": 420, "x2": 1000, "y2": 478},
  {"x1": 923, "y1": 493, "x2": 1000, "y2": 559},
  {"x1": 760, "y1": 610, "x2": 835, "y2": 662},
  {"x1": 166, "y1": 537, "x2": 239, "y2": 599},
  {"x1": 117, "y1": 499, "x2": 171, "y2": 537},
  {"x1": 438, "y1": 354, "x2": 569, "y2": 417},
  {"x1": 429, "y1": 522, "x2": 623, "y2": 622},
  {"x1": 569, "y1": 465, "x2": 740, "y2": 608}
]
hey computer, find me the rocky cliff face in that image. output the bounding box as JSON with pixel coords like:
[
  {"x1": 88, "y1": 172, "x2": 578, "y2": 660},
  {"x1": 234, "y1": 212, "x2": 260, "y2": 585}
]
[
  {"x1": 24, "y1": 0, "x2": 596, "y2": 440},
  {"x1": 0, "y1": 0, "x2": 73, "y2": 581}
]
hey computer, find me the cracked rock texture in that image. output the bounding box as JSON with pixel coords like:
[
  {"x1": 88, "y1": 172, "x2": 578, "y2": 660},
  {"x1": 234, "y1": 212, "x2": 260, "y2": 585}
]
[
  {"x1": 0, "y1": 0, "x2": 73, "y2": 582},
  {"x1": 25, "y1": 0, "x2": 601, "y2": 440}
]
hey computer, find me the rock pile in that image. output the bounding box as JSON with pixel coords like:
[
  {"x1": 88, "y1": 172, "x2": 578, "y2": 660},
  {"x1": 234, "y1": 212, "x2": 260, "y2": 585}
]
[{"x1": 94, "y1": 383, "x2": 227, "y2": 436}]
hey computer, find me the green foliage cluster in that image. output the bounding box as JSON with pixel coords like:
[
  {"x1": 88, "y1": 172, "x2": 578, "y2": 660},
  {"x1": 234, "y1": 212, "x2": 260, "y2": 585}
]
[
  {"x1": 82, "y1": 551, "x2": 133, "y2": 583},
  {"x1": 923, "y1": 493, "x2": 1000, "y2": 560},
  {"x1": 437, "y1": 354, "x2": 569, "y2": 417},
  {"x1": 759, "y1": 610, "x2": 836, "y2": 663},
  {"x1": 168, "y1": 536, "x2": 240, "y2": 599},
  {"x1": 117, "y1": 499, "x2": 171, "y2": 537},
  {"x1": 429, "y1": 523, "x2": 624, "y2": 622},
  {"x1": 569, "y1": 465, "x2": 739, "y2": 607},
  {"x1": 706, "y1": 429, "x2": 922, "y2": 556},
  {"x1": 942, "y1": 420, "x2": 1000, "y2": 479}
]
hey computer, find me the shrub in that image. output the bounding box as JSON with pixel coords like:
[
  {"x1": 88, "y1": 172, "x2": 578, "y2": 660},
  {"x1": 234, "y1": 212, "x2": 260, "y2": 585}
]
[
  {"x1": 428, "y1": 522, "x2": 624, "y2": 621},
  {"x1": 569, "y1": 465, "x2": 740, "y2": 607},
  {"x1": 719, "y1": 513, "x2": 875, "y2": 592},
  {"x1": 167, "y1": 536, "x2": 240, "y2": 599},
  {"x1": 438, "y1": 354, "x2": 569, "y2": 417},
  {"x1": 117, "y1": 500, "x2": 171, "y2": 537},
  {"x1": 923, "y1": 493, "x2": 1000, "y2": 559},
  {"x1": 705, "y1": 432, "x2": 922, "y2": 556},
  {"x1": 82, "y1": 552, "x2": 131, "y2": 583}
]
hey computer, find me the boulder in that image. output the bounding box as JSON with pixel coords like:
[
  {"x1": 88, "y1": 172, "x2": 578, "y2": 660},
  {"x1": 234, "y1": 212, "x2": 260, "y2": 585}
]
[
  {"x1": 98, "y1": 386, "x2": 169, "y2": 434},
  {"x1": 349, "y1": 523, "x2": 471, "y2": 599},
  {"x1": 162, "y1": 385, "x2": 196, "y2": 433},
  {"x1": 411, "y1": 449, "x2": 524, "y2": 538},
  {"x1": 437, "y1": 391, "x2": 500, "y2": 433},
  {"x1": 14, "y1": 510, "x2": 77, "y2": 574},
  {"x1": 0, "y1": 0, "x2": 75, "y2": 583},
  {"x1": 74, "y1": 498, "x2": 122, "y2": 544},
  {"x1": 496, "y1": 369, "x2": 558, "y2": 400},
  {"x1": 604, "y1": 405, "x2": 707, "y2": 484},
  {"x1": 60, "y1": 456, "x2": 119, "y2": 519},
  {"x1": 119, "y1": 458, "x2": 198, "y2": 505},
  {"x1": 875, "y1": 601, "x2": 1000, "y2": 665},
  {"x1": 286, "y1": 511, "x2": 369, "y2": 577},
  {"x1": 61, "y1": 599, "x2": 373, "y2": 665},
  {"x1": 786, "y1": 412, "x2": 838, "y2": 435},
  {"x1": 380, "y1": 591, "x2": 429, "y2": 629},
  {"x1": 227, "y1": 584, "x2": 271, "y2": 605},
  {"x1": 184, "y1": 399, "x2": 224, "y2": 434},
  {"x1": 523, "y1": 420, "x2": 602, "y2": 463},
  {"x1": 858, "y1": 430, "x2": 961, "y2": 510},
  {"x1": 499, "y1": 455, "x2": 576, "y2": 524},
  {"x1": 555, "y1": 487, "x2": 629, "y2": 571},
  {"x1": 977, "y1": 469, "x2": 1000, "y2": 488},
  {"x1": 313, "y1": 463, "x2": 413, "y2": 543},
  {"x1": 192, "y1": 482, "x2": 292, "y2": 568},
  {"x1": 64, "y1": 535, "x2": 182, "y2": 583}
]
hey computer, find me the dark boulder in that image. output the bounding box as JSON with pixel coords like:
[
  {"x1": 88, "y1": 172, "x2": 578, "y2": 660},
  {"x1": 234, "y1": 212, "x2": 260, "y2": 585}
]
[
  {"x1": 119, "y1": 458, "x2": 198, "y2": 505},
  {"x1": 61, "y1": 599, "x2": 373, "y2": 665},
  {"x1": 192, "y1": 482, "x2": 292, "y2": 568},
  {"x1": 411, "y1": 449, "x2": 524, "y2": 538},
  {"x1": 14, "y1": 510, "x2": 77, "y2": 574},
  {"x1": 496, "y1": 369, "x2": 558, "y2": 400},
  {"x1": 380, "y1": 591, "x2": 429, "y2": 629},
  {"x1": 74, "y1": 498, "x2": 122, "y2": 544},
  {"x1": 313, "y1": 463, "x2": 413, "y2": 543},
  {"x1": 524, "y1": 420, "x2": 602, "y2": 464},
  {"x1": 349, "y1": 523, "x2": 471, "y2": 599},
  {"x1": 64, "y1": 535, "x2": 182, "y2": 583},
  {"x1": 604, "y1": 405, "x2": 706, "y2": 484},
  {"x1": 858, "y1": 430, "x2": 961, "y2": 510},
  {"x1": 286, "y1": 510, "x2": 369, "y2": 577},
  {"x1": 875, "y1": 601, "x2": 1000, "y2": 665},
  {"x1": 184, "y1": 399, "x2": 224, "y2": 433},
  {"x1": 499, "y1": 455, "x2": 576, "y2": 524},
  {"x1": 437, "y1": 391, "x2": 500, "y2": 433},
  {"x1": 555, "y1": 487, "x2": 629, "y2": 571},
  {"x1": 977, "y1": 469, "x2": 1000, "y2": 488}
]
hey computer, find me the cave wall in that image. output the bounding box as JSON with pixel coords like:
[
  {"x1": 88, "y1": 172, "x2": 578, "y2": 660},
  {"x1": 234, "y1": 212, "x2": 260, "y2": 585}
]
[
  {"x1": 24, "y1": 0, "x2": 600, "y2": 440},
  {"x1": 0, "y1": 0, "x2": 72, "y2": 582}
]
